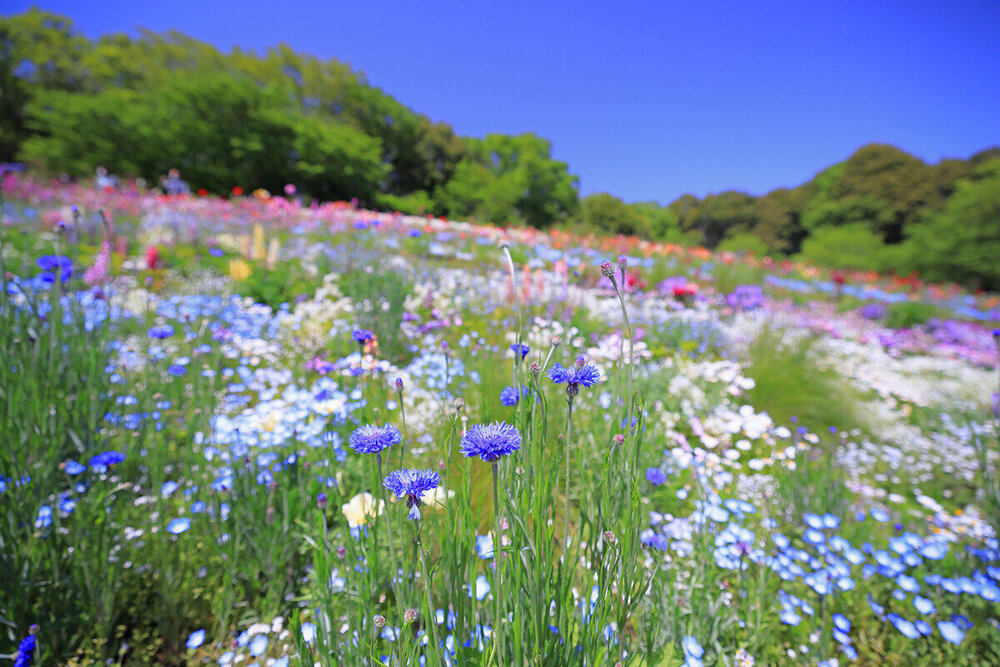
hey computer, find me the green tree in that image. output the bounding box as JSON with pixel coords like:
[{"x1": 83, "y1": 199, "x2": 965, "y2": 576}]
[
  {"x1": 580, "y1": 193, "x2": 650, "y2": 236},
  {"x1": 905, "y1": 159, "x2": 1000, "y2": 290}
]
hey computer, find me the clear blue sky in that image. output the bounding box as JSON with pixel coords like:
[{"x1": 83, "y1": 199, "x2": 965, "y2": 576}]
[{"x1": 7, "y1": 0, "x2": 1000, "y2": 204}]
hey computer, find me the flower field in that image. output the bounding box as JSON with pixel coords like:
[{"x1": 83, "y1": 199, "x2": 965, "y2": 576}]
[{"x1": 2, "y1": 173, "x2": 999, "y2": 666}]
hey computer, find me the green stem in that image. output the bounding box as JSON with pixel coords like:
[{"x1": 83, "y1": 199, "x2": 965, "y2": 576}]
[
  {"x1": 376, "y1": 454, "x2": 401, "y2": 593},
  {"x1": 416, "y1": 529, "x2": 442, "y2": 666},
  {"x1": 562, "y1": 395, "x2": 575, "y2": 553},
  {"x1": 491, "y1": 463, "x2": 503, "y2": 663}
]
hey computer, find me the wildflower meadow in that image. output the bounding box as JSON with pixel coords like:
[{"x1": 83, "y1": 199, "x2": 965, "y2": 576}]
[{"x1": 2, "y1": 172, "x2": 1000, "y2": 667}]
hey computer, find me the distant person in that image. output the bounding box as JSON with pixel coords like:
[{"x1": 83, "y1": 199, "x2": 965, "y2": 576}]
[
  {"x1": 95, "y1": 166, "x2": 118, "y2": 190},
  {"x1": 162, "y1": 169, "x2": 190, "y2": 195}
]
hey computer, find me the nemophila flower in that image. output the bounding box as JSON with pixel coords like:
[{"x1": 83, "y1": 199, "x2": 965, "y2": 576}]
[
  {"x1": 383, "y1": 468, "x2": 442, "y2": 520},
  {"x1": 167, "y1": 518, "x2": 191, "y2": 535},
  {"x1": 646, "y1": 468, "x2": 668, "y2": 485},
  {"x1": 547, "y1": 363, "x2": 601, "y2": 390},
  {"x1": 186, "y1": 629, "x2": 205, "y2": 649},
  {"x1": 510, "y1": 343, "x2": 529, "y2": 359},
  {"x1": 681, "y1": 636, "x2": 705, "y2": 666},
  {"x1": 63, "y1": 461, "x2": 86, "y2": 475},
  {"x1": 88, "y1": 450, "x2": 125, "y2": 468},
  {"x1": 148, "y1": 325, "x2": 175, "y2": 339},
  {"x1": 249, "y1": 634, "x2": 268, "y2": 657},
  {"x1": 349, "y1": 424, "x2": 401, "y2": 455},
  {"x1": 460, "y1": 421, "x2": 522, "y2": 463},
  {"x1": 352, "y1": 329, "x2": 374, "y2": 344}
]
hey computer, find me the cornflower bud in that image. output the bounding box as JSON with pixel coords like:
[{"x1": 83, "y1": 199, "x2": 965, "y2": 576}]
[
  {"x1": 395, "y1": 377, "x2": 404, "y2": 392},
  {"x1": 600, "y1": 261, "x2": 615, "y2": 278},
  {"x1": 403, "y1": 609, "x2": 417, "y2": 624},
  {"x1": 613, "y1": 433, "x2": 625, "y2": 448},
  {"x1": 617, "y1": 255, "x2": 627, "y2": 269},
  {"x1": 374, "y1": 615, "x2": 386, "y2": 630},
  {"x1": 317, "y1": 492, "x2": 328, "y2": 509},
  {"x1": 604, "y1": 530, "x2": 618, "y2": 545},
  {"x1": 528, "y1": 361, "x2": 541, "y2": 377}
]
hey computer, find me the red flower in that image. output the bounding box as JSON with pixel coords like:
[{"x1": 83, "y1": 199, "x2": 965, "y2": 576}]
[
  {"x1": 197, "y1": 188, "x2": 208, "y2": 197},
  {"x1": 146, "y1": 246, "x2": 159, "y2": 270},
  {"x1": 232, "y1": 186, "x2": 243, "y2": 196}
]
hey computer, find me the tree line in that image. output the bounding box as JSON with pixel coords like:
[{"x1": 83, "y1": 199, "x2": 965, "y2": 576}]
[{"x1": 2, "y1": 9, "x2": 998, "y2": 289}]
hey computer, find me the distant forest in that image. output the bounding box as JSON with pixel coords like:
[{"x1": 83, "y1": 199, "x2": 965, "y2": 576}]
[{"x1": 2, "y1": 8, "x2": 998, "y2": 288}]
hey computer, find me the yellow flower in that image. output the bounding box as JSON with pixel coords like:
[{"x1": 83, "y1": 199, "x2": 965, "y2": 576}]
[
  {"x1": 229, "y1": 258, "x2": 251, "y2": 281},
  {"x1": 341, "y1": 492, "x2": 384, "y2": 529}
]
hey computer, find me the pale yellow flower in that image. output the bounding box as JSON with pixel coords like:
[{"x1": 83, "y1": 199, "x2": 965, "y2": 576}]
[{"x1": 341, "y1": 492, "x2": 384, "y2": 529}]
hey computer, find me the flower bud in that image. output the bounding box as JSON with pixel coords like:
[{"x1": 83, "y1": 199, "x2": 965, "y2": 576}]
[
  {"x1": 453, "y1": 397, "x2": 465, "y2": 411},
  {"x1": 395, "y1": 377, "x2": 404, "y2": 392},
  {"x1": 336, "y1": 545, "x2": 346, "y2": 559},
  {"x1": 528, "y1": 361, "x2": 541, "y2": 377},
  {"x1": 617, "y1": 255, "x2": 627, "y2": 269},
  {"x1": 374, "y1": 615, "x2": 386, "y2": 630},
  {"x1": 613, "y1": 433, "x2": 625, "y2": 448},
  {"x1": 317, "y1": 492, "x2": 328, "y2": 509},
  {"x1": 552, "y1": 336, "x2": 562, "y2": 347},
  {"x1": 403, "y1": 608, "x2": 418, "y2": 624},
  {"x1": 604, "y1": 530, "x2": 618, "y2": 546},
  {"x1": 600, "y1": 261, "x2": 615, "y2": 278}
]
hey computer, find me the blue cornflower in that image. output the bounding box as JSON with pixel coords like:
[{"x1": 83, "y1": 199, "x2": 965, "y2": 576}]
[
  {"x1": 88, "y1": 451, "x2": 126, "y2": 468},
  {"x1": 352, "y1": 329, "x2": 374, "y2": 344},
  {"x1": 63, "y1": 461, "x2": 86, "y2": 475},
  {"x1": 383, "y1": 468, "x2": 442, "y2": 520},
  {"x1": 167, "y1": 364, "x2": 187, "y2": 376},
  {"x1": 547, "y1": 363, "x2": 601, "y2": 389},
  {"x1": 499, "y1": 385, "x2": 530, "y2": 406},
  {"x1": 510, "y1": 343, "x2": 529, "y2": 359},
  {"x1": 460, "y1": 421, "x2": 522, "y2": 463},
  {"x1": 148, "y1": 325, "x2": 175, "y2": 339},
  {"x1": 349, "y1": 424, "x2": 402, "y2": 455},
  {"x1": 13, "y1": 626, "x2": 38, "y2": 667},
  {"x1": 36, "y1": 255, "x2": 73, "y2": 283}
]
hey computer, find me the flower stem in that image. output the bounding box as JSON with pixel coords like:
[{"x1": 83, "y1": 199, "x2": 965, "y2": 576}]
[
  {"x1": 562, "y1": 395, "x2": 575, "y2": 553},
  {"x1": 415, "y1": 529, "x2": 443, "y2": 666},
  {"x1": 491, "y1": 462, "x2": 503, "y2": 663},
  {"x1": 376, "y1": 454, "x2": 401, "y2": 591}
]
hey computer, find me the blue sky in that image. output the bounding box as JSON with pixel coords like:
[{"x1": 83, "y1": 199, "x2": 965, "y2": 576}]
[{"x1": 7, "y1": 0, "x2": 1000, "y2": 203}]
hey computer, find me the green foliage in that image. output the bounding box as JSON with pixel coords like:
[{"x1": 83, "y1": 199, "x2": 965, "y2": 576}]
[
  {"x1": 580, "y1": 192, "x2": 651, "y2": 237},
  {"x1": 883, "y1": 300, "x2": 942, "y2": 329},
  {"x1": 903, "y1": 159, "x2": 1000, "y2": 291},
  {"x1": 233, "y1": 260, "x2": 325, "y2": 310},
  {"x1": 744, "y1": 328, "x2": 864, "y2": 436},
  {"x1": 716, "y1": 232, "x2": 772, "y2": 257},
  {"x1": 438, "y1": 133, "x2": 579, "y2": 227},
  {"x1": 338, "y1": 270, "x2": 414, "y2": 363},
  {"x1": 796, "y1": 223, "x2": 890, "y2": 272}
]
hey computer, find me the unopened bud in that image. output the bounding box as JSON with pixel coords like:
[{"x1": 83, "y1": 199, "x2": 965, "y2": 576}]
[
  {"x1": 403, "y1": 608, "x2": 417, "y2": 624},
  {"x1": 574, "y1": 355, "x2": 585, "y2": 370},
  {"x1": 528, "y1": 361, "x2": 541, "y2": 377},
  {"x1": 453, "y1": 397, "x2": 465, "y2": 411},
  {"x1": 515, "y1": 466, "x2": 525, "y2": 475},
  {"x1": 498, "y1": 239, "x2": 510, "y2": 250},
  {"x1": 604, "y1": 530, "x2": 618, "y2": 545},
  {"x1": 613, "y1": 434, "x2": 625, "y2": 447},
  {"x1": 317, "y1": 492, "x2": 328, "y2": 509},
  {"x1": 600, "y1": 261, "x2": 615, "y2": 278},
  {"x1": 395, "y1": 377, "x2": 404, "y2": 392},
  {"x1": 617, "y1": 255, "x2": 627, "y2": 269},
  {"x1": 336, "y1": 545, "x2": 346, "y2": 559},
  {"x1": 374, "y1": 615, "x2": 386, "y2": 630},
  {"x1": 552, "y1": 336, "x2": 561, "y2": 347}
]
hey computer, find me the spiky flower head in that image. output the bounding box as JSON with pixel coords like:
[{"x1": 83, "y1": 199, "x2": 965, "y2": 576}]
[
  {"x1": 374, "y1": 615, "x2": 386, "y2": 630},
  {"x1": 383, "y1": 468, "x2": 442, "y2": 520},
  {"x1": 528, "y1": 361, "x2": 541, "y2": 377},
  {"x1": 349, "y1": 424, "x2": 402, "y2": 455},
  {"x1": 600, "y1": 261, "x2": 615, "y2": 278},
  {"x1": 547, "y1": 363, "x2": 601, "y2": 389},
  {"x1": 510, "y1": 342, "x2": 530, "y2": 359},
  {"x1": 352, "y1": 329, "x2": 374, "y2": 344},
  {"x1": 460, "y1": 421, "x2": 522, "y2": 463},
  {"x1": 403, "y1": 609, "x2": 418, "y2": 624}
]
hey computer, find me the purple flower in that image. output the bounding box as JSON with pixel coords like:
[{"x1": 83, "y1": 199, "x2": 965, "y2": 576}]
[
  {"x1": 499, "y1": 385, "x2": 529, "y2": 406},
  {"x1": 646, "y1": 468, "x2": 668, "y2": 485},
  {"x1": 547, "y1": 363, "x2": 601, "y2": 389},
  {"x1": 349, "y1": 424, "x2": 402, "y2": 455},
  {"x1": 384, "y1": 469, "x2": 442, "y2": 520},
  {"x1": 88, "y1": 451, "x2": 125, "y2": 468},
  {"x1": 36, "y1": 255, "x2": 73, "y2": 283},
  {"x1": 148, "y1": 325, "x2": 175, "y2": 339},
  {"x1": 510, "y1": 343, "x2": 529, "y2": 359},
  {"x1": 460, "y1": 421, "x2": 522, "y2": 463},
  {"x1": 352, "y1": 329, "x2": 374, "y2": 344}
]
